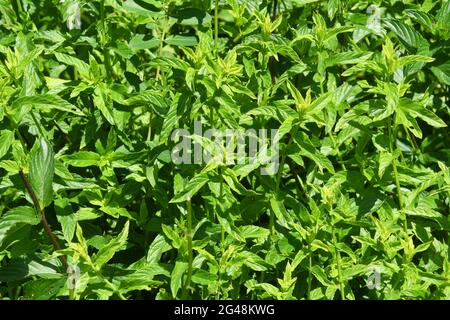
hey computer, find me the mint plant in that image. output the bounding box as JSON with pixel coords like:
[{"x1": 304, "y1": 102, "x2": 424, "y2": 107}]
[{"x1": 0, "y1": 0, "x2": 448, "y2": 300}]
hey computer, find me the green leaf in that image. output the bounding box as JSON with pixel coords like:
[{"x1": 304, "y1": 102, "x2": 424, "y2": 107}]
[
  {"x1": 170, "y1": 173, "x2": 209, "y2": 203},
  {"x1": 13, "y1": 94, "x2": 84, "y2": 116},
  {"x1": 0, "y1": 259, "x2": 59, "y2": 282},
  {"x1": 29, "y1": 138, "x2": 55, "y2": 209},
  {"x1": 431, "y1": 61, "x2": 450, "y2": 85},
  {"x1": 75, "y1": 208, "x2": 102, "y2": 221},
  {"x1": 436, "y1": 1, "x2": 450, "y2": 32},
  {"x1": 164, "y1": 35, "x2": 198, "y2": 47},
  {"x1": 54, "y1": 198, "x2": 76, "y2": 243},
  {"x1": 0, "y1": 207, "x2": 40, "y2": 246},
  {"x1": 273, "y1": 116, "x2": 296, "y2": 146},
  {"x1": 169, "y1": 8, "x2": 212, "y2": 26},
  {"x1": 239, "y1": 225, "x2": 270, "y2": 241},
  {"x1": 162, "y1": 224, "x2": 182, "y2": 249},
  {"x1": 294, "y1": 133, "x2": 335, "y2": 173},
  {"x1": 222, "y1": 168, "x2": 259, "y2": 196},
  {"x1": 94, "y1": 85, "x2": 116, "y2": 126},
  {"x1": 292, "y1": 0, "x2": 321, "y2": 7},
  {"x1": 129, "y1": 34, "x2": 160, "y2": 50},
  {"x1": 192, "y1": 269, "x2": 218, "y2": 286},
  {"x1": 117, "y1": 265, "x2": 166, "y2": 294},
  {"x1": 252, "y1": 282, "x2": 280, "y2": 297},
  {"x1": 93, "y1": 221, "x2": 130, "y2": 268},
  {"x1": 405, "y1": 9, "x2": 434, "y2": 30},
  {"x1": 326, "y1": 51, "x2": 373, "y2": 67},
  {"x1": 147, "y1": 234, "x2": 171, "y2": 263},
  {"x1": 310, "y1": 265, "x2": 334, "y2": 286},
  {"x1": 170, "y1": 261, "x2": 188, "y2": 298},
  {"x1": 399, "y1": 99, "x2": 447, "y2": 128},
  {"x1": 61, "y1": 151, "x2": 101, "y2": 167},
  {"x1": 378, "y1": 151, "x2": 393, "y2": 179},
  {"x1": 23, "y1": 278, "x2": 65, "y2": 299},
  {"x1": 122, "y1": 0, "x2": 162, "y2": 17},
  {"x1": 54, "y1": 52, "x2": 90, "y2": 78},
  {"x1": 0, "y1": 130, "x2": 14, "y2": 159},
  {"x1": 269, "y1": 196, "x2": 291, "y2": 229},
  {"x1": 384, "y1": 19, "x2": 428, "y2": 51},
  {"x1": 397, "y1": 55, "x2": 434, "y2": 67},
  {"x1": 286, "y1": 81, "x2": 304, "y2": 106},
  {"x1": 405, "y1": 208, "x2": 444, "y2": 219},
  {"x1": 239, "y1": 251, "x2": 269, "y2": 271}
]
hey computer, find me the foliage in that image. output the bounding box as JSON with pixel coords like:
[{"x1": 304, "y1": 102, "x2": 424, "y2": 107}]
[{"x1": 0, "y1": 0, "x2": 449, "y2": 300}]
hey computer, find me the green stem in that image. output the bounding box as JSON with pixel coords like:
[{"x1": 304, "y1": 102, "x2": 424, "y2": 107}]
[
  {"x1": 276, "y1": 127, "x2": 298, "y2": 193},
  {"x1": 214, "y1": 0, "x2": 219, "y2": 56},
  {"x1": 100, "y1": 0, "x2": 112, "y2": 81},
  {"x1": 332, "y1": 224, "x2": 345, "y2": 300},
  {"x1": 308, "y1": 214, "x2": 321, "y2": 299},
  {"x1": 156, "y1": 14, "x2": 169, "y2": 81},
  {"x1": 147, "y1": 112, "x2": 153, "y2": 142},
  {"x1": 271, "y1": 0, "x2": 278, "y2": 20},
  {"x1": 272, "y1": 128, "x2": 297, "y2": 235},
  {"x1": 182, "y1": 199, "x2": 194, "y2": 299},
  {"x1": 15, "y1": 0, "x2": 23, "y2": 16},
  {"x1": 388, "y1": 118, "x2": 407, "y2": 234},
  {"x1": 388, "y1": 118, "x2": 403, "y2": 209},
  {"x1": 219, "y1": 172, "x2": 225, "y2": 253},
  {"x1": 307, "y1": 248, "x2": 312, "y2": 299},
  {"x1": 210, "y1": 104, "x2": 214, "y2": 126}
]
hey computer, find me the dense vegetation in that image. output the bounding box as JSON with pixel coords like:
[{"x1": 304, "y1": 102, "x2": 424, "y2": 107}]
[{"x1": 0, "y1": 0, "x2": 449, "y2": 300}]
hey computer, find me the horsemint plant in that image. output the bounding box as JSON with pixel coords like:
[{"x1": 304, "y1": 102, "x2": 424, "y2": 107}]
[{"x1": 0, "y1": 0, "x2": 449, "y2": 300}]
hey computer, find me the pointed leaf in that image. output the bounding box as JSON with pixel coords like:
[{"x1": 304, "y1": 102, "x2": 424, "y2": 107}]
[
  {"x1": 29, "y1": 138, "x2": 55, "y2": 209},
  {"x1": 0, "y1": 130, "x2": 14, "y2": 159},
  {"x1": 93, "y1": 221, "x2": 130, "y2": 268},
  {"x1": 170, "y1": 173, "x2": 209, "y2": 203},
  {"x1": 0, "y1": 207, "x2": 40, "y2": 245}
]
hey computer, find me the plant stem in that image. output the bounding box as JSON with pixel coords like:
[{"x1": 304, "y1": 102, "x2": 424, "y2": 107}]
[
  {"x1": 18, "y1": 169, "x2": 68, "y2": 271},
  {"x1": 214, "y1": 0, "x2": 219, "y2": 56},
  {"x1": 147, "y1": 112, "x2": 153, "y2": 142},
  {"x1": 156, "y1": 14, "x2": 169, "y2": 81},
  {"x1": 332, "y1": 224, "x2": 345, "y2": 300},
  {"x1": 219, "y1": 171, "x2": 225, "y2": 254},
  {"x1": 307, "y1": 213, "x2": 320, "y2": 299},
  {"x1": 100, "y1": 0, "x2": 112, "y2": 81},
  {"x1": 271, "y1": 128, "x2": 297, "y2": 235},
  {"x1": 182, "y1": 199, "x2": 194, "y2": 299},
  {"x1": 15, "y1": 0, "x2": 23, "y2": 16},
  {"x1": 307, "y1": 248, "x2": 312, "y2": 299},
  {"x1": 388, "y1": 117, "x2": 407, "y2": 234},
  {"x1": 388, "y1": 118, "x2": 403, "y2": 208},
  {"x1": 272, "y1": 0, "x2": 278, "y2": 21},
  {"x1": 210, "y1": 104, "x2": 214, "y2": 126},
  {"x1": 276, "y1": 128, "x2": 297, "y2": 193}
]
